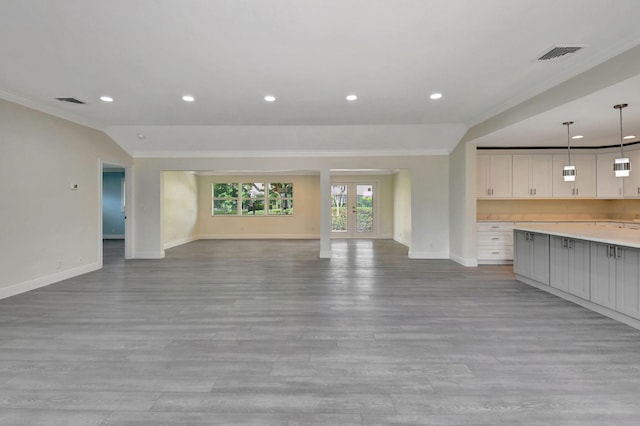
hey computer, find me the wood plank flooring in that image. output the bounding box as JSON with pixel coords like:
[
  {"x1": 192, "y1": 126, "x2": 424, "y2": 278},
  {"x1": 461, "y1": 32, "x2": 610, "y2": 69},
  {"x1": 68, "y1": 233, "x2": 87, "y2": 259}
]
[{"x1": 1, "y1": 239, "x2": 640, "y2": 425}]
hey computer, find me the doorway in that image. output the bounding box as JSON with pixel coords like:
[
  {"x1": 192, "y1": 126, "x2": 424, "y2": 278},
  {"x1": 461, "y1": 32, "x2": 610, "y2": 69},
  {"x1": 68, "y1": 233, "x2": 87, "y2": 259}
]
[
  {"x1": 101, "y1": 161, "x2": 132, "y2": 263},
  {"x1": 331, "y1": 183, "x2": 377, "y2": 238}
]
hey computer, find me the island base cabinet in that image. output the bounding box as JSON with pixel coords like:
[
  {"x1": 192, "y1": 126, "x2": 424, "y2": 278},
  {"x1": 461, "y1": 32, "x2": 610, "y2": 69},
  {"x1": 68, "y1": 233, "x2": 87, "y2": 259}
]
[
  {"x1": 514, "y1": 230, "x2": 550, "y2": 285},
  {"x1": 616, "y1": 246, "x2": 640, "y2": 320},
  {"x1": 590, "y1": 242, "x2": 617, "y2": 309},
  {"x1": 550, "y1": 236, "x2": 590, "y2": 299}
]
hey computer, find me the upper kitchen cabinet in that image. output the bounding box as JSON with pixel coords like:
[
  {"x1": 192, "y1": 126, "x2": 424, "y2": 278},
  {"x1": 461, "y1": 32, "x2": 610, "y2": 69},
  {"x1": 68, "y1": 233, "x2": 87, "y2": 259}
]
[
  {"x1": 477, "y1": 155, "x2": 512, "y2": 199},
  {"x1": 512, "y1": 155, "x2": 553, "y2": 198},
  {"x1": 622, "y1": 149, "x2": 640, "y2": 197},
  {"x1": 552, "y1": 154, "x2": 596, "y2": 198},
  {"x1": 597, "y1": 151, "x2": 625, "y2": 198}
]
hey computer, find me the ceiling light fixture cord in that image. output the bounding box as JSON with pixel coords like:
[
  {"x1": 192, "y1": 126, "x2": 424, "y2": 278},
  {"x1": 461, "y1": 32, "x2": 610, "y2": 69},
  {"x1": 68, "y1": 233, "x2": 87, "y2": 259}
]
[
  {"x1": 564, "y1": 121, "x2": 572, "y2": 164},
  {"x1": 616, "y1": 103, "x2": 627, "y2": 157}
]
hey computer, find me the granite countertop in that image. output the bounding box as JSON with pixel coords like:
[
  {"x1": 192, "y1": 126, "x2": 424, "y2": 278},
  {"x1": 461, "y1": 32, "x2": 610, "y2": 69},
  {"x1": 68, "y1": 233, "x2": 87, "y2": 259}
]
[{"x1": 513, "y1": 223, "x2": 640, "y2": 249}]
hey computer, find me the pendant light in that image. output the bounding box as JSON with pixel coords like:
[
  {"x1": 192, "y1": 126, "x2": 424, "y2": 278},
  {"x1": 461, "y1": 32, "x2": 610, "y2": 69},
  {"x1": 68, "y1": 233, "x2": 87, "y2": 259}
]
[
  {"x1": 613, "y1": 103, "x2": 630, "y2": 178},
  {"x1": 562, "y1": 121, "x2": 576, "y2": 182}
]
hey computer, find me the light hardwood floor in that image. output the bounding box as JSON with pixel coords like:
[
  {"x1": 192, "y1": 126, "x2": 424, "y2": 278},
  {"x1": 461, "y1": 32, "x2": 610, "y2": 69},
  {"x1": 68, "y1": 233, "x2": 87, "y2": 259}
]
[{"x1": 1, "y1": 239, "x2": 640, "y2": 425}]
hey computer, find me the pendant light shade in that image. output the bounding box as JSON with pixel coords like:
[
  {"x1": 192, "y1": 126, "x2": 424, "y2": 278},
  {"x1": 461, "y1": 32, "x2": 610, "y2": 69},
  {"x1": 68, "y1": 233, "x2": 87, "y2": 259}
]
[
  {"x1": 562, "y1": 121, "x2": 576, "y2": 182},
  {"x1": 614, "y1": 104, "x2": 630, "y2": 178}
]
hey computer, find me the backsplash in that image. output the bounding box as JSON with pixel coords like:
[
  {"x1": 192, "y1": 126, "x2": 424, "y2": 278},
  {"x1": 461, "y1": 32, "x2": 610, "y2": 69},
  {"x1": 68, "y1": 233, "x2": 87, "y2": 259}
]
[{"x1": 477, "y1": 199, "x2": 640, "y2": 222}]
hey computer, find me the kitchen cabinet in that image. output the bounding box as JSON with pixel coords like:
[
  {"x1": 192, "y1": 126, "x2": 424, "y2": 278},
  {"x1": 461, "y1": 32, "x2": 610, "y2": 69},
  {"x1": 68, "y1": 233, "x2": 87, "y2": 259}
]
[
  {"x1": 597, "y1": 152, "x2": 624, "y2": 198},
  {"x1": 513, "y1": 230, "x2": 549, "y2": 285},
  {"x1": 477, "y1": 222, "x2": 514, "y2": 263},
  {"x1": 552, "y1": 154, "x2": 596, "y2": 198},
  {"x1": 615, "y1": 245, "x2": 640, "y2": 320},
  {"x1": 592, "y1": 242, "x2": 640, "y2": 319},
  {"x1": 512, "y1": 155, "x2": 553, "y2": 198},
  {"x1": 550, "y1": 236, "x2": 590, "y2": 299},
  {"x1": 477, "y1": 155, "x2": 512, "y2": 199},
  {"x1": 590, "y1": 242, "x2": 617, "y2": 309},
  {"x1": 623, "y1": 150, "x2": 640, "y2": 197}
]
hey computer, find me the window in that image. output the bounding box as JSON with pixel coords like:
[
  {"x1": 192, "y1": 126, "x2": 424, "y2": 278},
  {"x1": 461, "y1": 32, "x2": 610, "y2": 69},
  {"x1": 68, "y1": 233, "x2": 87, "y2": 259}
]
[
  {"x1": 212, "y1": 183, "x2": 239, "y2": 215},
  {"x1": 212, "y1": 182, "x2": 293, "y2": 216},
  {"x1": 268, "y1": 183, "x2": 293, "y2": 215}
]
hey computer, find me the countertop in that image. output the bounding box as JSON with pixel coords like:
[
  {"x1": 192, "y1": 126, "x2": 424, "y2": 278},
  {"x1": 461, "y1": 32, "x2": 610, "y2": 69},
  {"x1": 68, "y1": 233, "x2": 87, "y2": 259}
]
[{"x1": 513, "y1": 223, "x2": 640, "y2": 249}]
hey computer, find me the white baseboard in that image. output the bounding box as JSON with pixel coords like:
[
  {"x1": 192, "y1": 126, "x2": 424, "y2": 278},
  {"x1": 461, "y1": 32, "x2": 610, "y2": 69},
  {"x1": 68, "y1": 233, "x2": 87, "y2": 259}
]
[
  {"x1": 102, "y1": 234, "x2": 124, "y2": 240},
  {"x1": 198, "y1": 234, "x2": 320, "y2": 240},
  {"x1": 319, "y1": 249, "x2": 332, "y2": 258},
  {"x1": 393, "y1": 236, "x2": 411, "y2": 247},
  {"x1": 163, "y1": 235, "x2": 198, "y2": 250},
  {"x1": 450, "y1": 253, "x2": 478, "y2": 267},
  {"x1": 134, "y1": 250, "x2": 166, "y2": 259},
  {"x1": 0, "y1": 261, "x2": 101, "y2": 300},
  {"x1": 408, "y1": 250, "x2": 449, "y2": 259}
]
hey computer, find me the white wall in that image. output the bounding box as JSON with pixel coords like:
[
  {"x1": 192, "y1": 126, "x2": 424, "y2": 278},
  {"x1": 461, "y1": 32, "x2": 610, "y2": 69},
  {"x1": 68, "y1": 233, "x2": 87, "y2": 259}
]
[
  {"x1": 449, "y1": 141, "x2": 477, "y2": 266},
  {"x1": 393, "y1": 170, "x2": 412, "y2": 247},
  {"x1": 132, "y1": 155, "x2": 450, "y2": 259},
  {"x1": 162, "y1": 171, "x2": 199, "y2": 249},
  {"x1": 0, "y1": 99, "x2": 132, "y2": 299}
]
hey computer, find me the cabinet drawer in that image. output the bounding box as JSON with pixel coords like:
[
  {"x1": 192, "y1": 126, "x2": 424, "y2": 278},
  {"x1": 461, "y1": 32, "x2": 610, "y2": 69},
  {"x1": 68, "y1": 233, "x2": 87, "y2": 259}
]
[
  {"x1": 477, "y1": 222, "x2": 515, "y2": 232},
  {"x1": 478, "y1": 247, "x2": 513, "y2": 260},
  {"x1": 477, "y1": 233, "x2": 513, "y2": 244}
]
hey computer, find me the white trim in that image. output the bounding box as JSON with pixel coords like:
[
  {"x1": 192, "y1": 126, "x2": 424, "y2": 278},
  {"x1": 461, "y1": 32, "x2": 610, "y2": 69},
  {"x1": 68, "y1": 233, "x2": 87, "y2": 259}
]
[
  {"x1": 450, "y1": 253, "x2": 479, "y2": 267},
  {"x1": 135, "y1": 250, "x2": 166, "y2": 259},
  {"x1": 319, "y1": 249, "x2": 332, "y2": 258},
  {"x1": 393, "y1": 237, "x2": 411, "y2": 247},
  {"x1": 164, "y1": 236, "x2": 199, "y2": 249},
  {"x1": 133, "y1": 149, "x2": 450, "y2": 159},
  {"x1": 0, "y1": 262, "x2": 101, "y2": 300},
  {"x1": 516, "y1": 274, "x2": 640, "y2": 331},
  {"x1": 408, "y1": 250, "x2": 449, "y2": 259},
  {"x1": 103, "y1": 234, "x2": 125, "y2": 239},
  {"x1": 198, "y1": 234, "x2": 319, "y2": 240}
]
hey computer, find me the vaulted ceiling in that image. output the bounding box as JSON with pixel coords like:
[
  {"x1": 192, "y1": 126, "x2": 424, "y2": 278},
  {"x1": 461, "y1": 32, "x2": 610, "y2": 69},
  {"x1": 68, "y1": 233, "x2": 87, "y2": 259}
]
[{"x1": 2, "y1": 0, "x2": 640, "y2": 155}]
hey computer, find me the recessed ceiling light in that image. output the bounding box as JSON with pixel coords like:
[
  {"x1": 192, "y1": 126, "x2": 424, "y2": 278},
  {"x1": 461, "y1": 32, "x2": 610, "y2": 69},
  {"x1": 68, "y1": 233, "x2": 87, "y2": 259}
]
[
  {"x1": 430, "y1": 93, "x2": 443, "y2": 100},
  {"x1": 264, "y1": 95, "x2": 276, "y2": 102},
  {"x1": 182, "y1": 95, "x2": 195, "y2": 102},
  {"x1": 571, "y1": 135, "x2": 584, "y2": 140},
  {"x1": 624, "y1": 135, "x2": 636, "y2": 140},
  {"x1": 346, "y1": 94, "x2": 358, "y2": 101},
  {"x1": 100, "y1": 96, "x2": 114, "y2": 102}
]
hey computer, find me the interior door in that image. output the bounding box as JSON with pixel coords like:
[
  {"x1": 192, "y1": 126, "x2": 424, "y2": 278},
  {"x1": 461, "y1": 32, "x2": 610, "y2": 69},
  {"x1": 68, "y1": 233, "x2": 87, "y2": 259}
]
[{"x1": 331, "y1": 183, "x2": 376, "y2": 238}]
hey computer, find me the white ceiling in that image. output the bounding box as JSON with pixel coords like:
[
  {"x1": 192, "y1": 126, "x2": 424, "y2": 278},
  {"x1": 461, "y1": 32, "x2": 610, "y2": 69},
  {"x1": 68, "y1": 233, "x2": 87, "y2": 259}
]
[{"x1": 2, "y1": 0, "x2": 640, "y2": 154}]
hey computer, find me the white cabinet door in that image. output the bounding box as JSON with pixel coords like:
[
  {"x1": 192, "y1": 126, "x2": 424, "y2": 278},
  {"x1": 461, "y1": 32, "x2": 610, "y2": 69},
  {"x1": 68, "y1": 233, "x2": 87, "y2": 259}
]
[
  {"x1": 477, "y1": 155, "x2": 512, "y2": 198},
  {"x1": 590, "y1": 242, "x2": 616, "y2": 309},
  {"x1": 512, "y1": 155, "x2": 531, "y2": 198},
  {"x1": 574, "y1": 155, "x2": 597, "y2": 198},
  {"x1": 513, "y1": 155, "x2": 552, "y2": 198},
  {"x1": 597, "y1": 152, "x2": 624, "y2": 198},
  {"x1": 552, "y1": 154, "x2": 596, "y2": 198},
  {"x1": 616, "y1": 246, "x2": 640, "y2": 320},
  {"x1": 622, "y1": 150, "x2": 640, "y2": 197}
]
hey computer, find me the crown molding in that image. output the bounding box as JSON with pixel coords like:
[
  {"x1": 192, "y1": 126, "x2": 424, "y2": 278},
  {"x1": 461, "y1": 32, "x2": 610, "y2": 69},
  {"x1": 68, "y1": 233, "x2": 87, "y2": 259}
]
[{"x1": 132, "y1": 149, "x2": 450, "y2": 159}]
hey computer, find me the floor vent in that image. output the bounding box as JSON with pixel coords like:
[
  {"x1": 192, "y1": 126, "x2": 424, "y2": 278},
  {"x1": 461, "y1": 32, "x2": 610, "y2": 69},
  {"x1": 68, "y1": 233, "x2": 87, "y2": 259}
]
[
  {"x1": 538, "y1": 46, "x2": 583, "y2": 61},
  {"x1": 55, "y1": 97, "x2": 85, "y2": 104}
]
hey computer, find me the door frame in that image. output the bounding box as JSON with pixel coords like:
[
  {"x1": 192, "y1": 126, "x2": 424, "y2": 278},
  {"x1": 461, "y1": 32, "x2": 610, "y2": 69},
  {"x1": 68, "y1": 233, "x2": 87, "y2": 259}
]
[
  {"x1": 99, "y1": 159, "x2": 134, "y2": 263},
  {"x1": 330, "y1": 180, "x2": 379, "y2": 239}
]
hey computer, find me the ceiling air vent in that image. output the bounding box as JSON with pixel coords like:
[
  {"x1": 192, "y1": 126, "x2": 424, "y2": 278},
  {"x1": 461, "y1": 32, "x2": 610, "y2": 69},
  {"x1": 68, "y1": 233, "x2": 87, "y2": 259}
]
[
  {"x1": 537, "y1": 46, "x2": 583, "y2": 61},
  {"x1": 55, "y1": 97, "x2": 85, "y2": 104}
]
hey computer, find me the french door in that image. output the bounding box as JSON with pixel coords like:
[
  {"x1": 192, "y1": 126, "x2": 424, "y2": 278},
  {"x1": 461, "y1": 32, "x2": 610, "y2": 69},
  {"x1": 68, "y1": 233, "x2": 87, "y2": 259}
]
[{"x1": 331, "y1": 183, "x2": 376, "y2": 238}]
